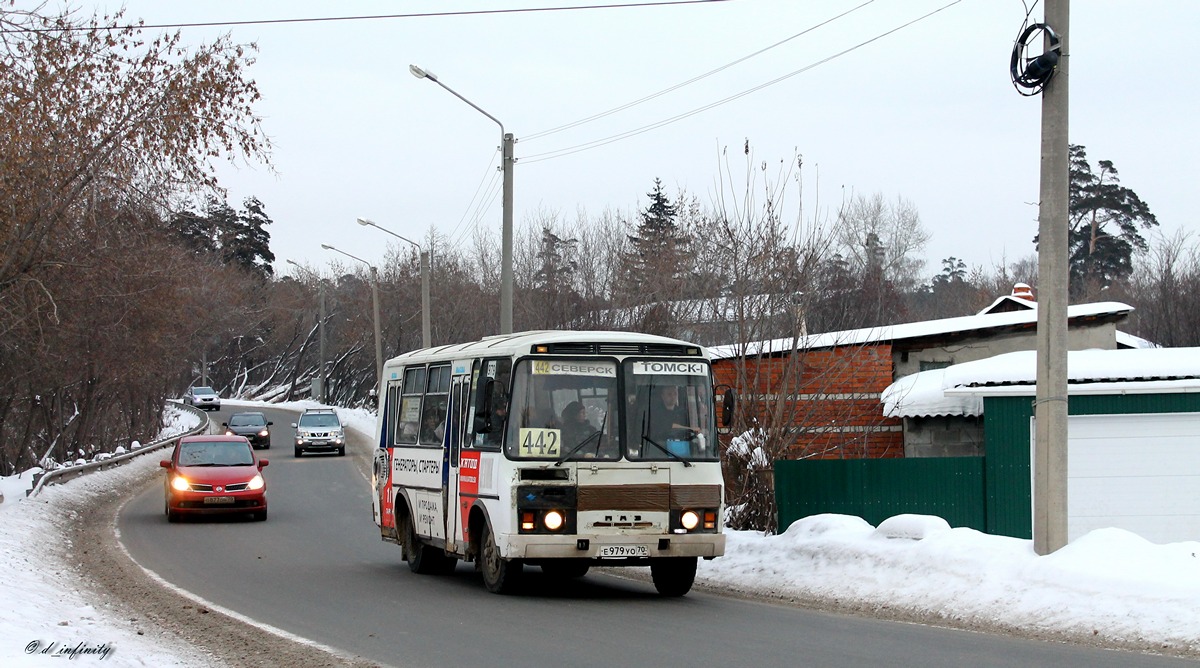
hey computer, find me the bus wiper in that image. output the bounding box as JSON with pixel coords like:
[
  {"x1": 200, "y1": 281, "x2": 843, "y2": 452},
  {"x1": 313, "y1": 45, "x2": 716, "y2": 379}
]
[
  {"x1": 554, "y1": 409, "x2": 608, "y2": 466},
  {"x1": 640, "y1": 435, "x2": 693, "y2": 467},
  {"x1": 638, "y1": 400, "x2": 696, "y2": 467}
]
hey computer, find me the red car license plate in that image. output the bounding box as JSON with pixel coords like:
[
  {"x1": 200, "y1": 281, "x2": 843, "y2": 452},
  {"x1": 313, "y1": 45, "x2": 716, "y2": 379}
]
[{"x1": 204, "y1": 496, "x2": 235, "y2": 504}]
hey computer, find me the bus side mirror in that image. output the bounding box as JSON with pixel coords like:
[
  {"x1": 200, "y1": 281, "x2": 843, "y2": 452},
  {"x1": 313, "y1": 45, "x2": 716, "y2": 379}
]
[
  {"x1": 721, "y1": 388, "x2": 737, "y2": 427},
  {"x1": 474, "y1": 379, "x2": 496, "y2": 433}
]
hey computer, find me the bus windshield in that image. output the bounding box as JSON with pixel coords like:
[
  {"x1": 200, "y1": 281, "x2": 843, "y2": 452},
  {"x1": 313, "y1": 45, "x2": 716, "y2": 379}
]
[
  {"x1": 502, "y1": 357, "x2": 716, "y2": 462},
  {"x1": 504, "y1": 359, "x2": 619, "y2": 461},
  {"x1": 623, "y1": 359, "x2": 717, "y2": 462}
]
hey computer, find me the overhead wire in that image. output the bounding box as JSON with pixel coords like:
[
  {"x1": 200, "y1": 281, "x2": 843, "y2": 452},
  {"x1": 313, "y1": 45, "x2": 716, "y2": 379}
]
[
  {"x1": 446, "y1": 150, "x2": 501, "y2": 246},
  {"x1": 1, "y1": 0, "x2": 740, "y2": 34},
  {"x1": 522, "y1": 0, "x2": 876, "y2": 142},
  {"x1": 520, "y1": 0, "x2": 964, "y2": 165},
  {"x1": 457, "y1": 171, "x2": 504, "y2": 246}
]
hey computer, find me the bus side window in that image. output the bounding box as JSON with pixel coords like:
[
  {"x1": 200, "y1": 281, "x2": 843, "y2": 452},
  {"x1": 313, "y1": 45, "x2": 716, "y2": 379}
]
[
  {"x1": 469, "y1": 357, "x2": 511, "y2": 449},
  {"x1": 396, "y1": 366, "x2": 425, "y2": 445},
  {"x1": 420, "y1": 365, "x2": 451, "y2": 445},
  {"x1": 385, "y1": 382, "x2": 401, "y2": 447}
]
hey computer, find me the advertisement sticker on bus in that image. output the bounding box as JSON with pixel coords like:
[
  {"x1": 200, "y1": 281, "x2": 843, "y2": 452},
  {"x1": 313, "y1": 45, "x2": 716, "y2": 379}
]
[
  {"x1": 401, "y1": 397, "x2": 421, "y2": 422},
  {"x1": 531, "y1": 360, "x2": 616, "y2": 377},
  {"x1": 631, "y1": 360, "x2": 708, "y2": 376}
]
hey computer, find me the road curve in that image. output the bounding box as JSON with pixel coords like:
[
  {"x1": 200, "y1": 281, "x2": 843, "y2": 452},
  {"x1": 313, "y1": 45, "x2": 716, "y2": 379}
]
[{"x1": 113, "y1": 406, "x2": 1196, "y2": 668}]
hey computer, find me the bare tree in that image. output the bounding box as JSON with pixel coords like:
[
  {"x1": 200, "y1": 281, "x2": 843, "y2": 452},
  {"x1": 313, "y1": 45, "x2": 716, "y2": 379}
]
[{"x1": 835, "y1": 192, "x2": 930, "y2": 293}]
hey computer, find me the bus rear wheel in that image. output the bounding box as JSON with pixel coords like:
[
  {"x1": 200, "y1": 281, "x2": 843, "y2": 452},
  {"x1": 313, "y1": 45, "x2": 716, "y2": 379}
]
[
  {"x1": 402, "y1": 511, "x2": 456, "y2": 575},
  {"x1": 480, "y1": 524, "x2": 523, "y2": 594},
  {"x1": 650, "y1": 557, "x2": 697, "y2": 597}
]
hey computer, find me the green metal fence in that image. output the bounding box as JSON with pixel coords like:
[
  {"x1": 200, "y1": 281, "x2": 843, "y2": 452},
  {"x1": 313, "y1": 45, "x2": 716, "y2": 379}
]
[{"x1": 774, "y1": 457, "x2": 987, "y2": 532}]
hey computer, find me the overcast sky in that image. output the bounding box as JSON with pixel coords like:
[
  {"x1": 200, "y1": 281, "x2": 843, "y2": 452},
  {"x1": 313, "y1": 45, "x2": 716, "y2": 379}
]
[{"x1": 81, "y1": 0, "x2": 1198, "y2": 281}]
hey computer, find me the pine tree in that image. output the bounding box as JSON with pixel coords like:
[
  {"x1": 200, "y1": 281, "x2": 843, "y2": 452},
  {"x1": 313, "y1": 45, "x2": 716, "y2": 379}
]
[
  {"x1": 229, "y1": 197, "x2": 276, "y2": 279},
  {"x1": 170, "y1": 195, "x2": 275, "y2": 280},
  {"x1": 619, "y1": 178, "x2": 686, "y2": 305},
  {"x1": 1035, "y1": 145, "x2": 1158, "y2": 298}
]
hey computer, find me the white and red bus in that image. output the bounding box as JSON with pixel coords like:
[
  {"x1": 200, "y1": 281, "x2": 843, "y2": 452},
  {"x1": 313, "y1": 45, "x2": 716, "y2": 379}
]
[{"x1": 370, "y1": 330, "x2": 731, "y2": 595}]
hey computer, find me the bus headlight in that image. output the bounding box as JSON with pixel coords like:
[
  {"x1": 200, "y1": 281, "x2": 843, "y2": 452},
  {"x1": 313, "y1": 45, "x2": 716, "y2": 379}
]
[
  {"x1": 171, "y1": 476, "x2": 190, "y2": 492},
  {"x1": 543, "y1": 510, "x2": 565, "y2": 531},
  {"x1": 672, "y1": 508, "x2": 718, "y2": 533}
]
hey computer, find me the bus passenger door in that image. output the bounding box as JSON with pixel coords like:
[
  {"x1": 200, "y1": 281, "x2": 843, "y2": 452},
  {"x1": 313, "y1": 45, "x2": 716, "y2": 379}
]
[
  {"x1": 375, "y1": 382, "x2": 401, "y2": 535},
  {"x1": 443, "y1": 373, "x2": 470, "y2": 553}
]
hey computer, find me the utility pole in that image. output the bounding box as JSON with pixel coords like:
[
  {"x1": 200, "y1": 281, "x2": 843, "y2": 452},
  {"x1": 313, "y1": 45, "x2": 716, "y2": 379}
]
[
  {"x1": 318, "y1": 282, "x2": 327, "y2": 404},
  {"x1": 1034, "y1": 0, "x2": 1070, "y2": 555},
  {"x1": 500, "y1": 132, "x2": 515, "y2": 335}
]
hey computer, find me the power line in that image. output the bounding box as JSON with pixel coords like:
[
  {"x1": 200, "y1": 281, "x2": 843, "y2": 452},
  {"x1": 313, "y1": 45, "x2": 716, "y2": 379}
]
[
  {"x1": 520, "y1": 0, "x2": 964, "y2": 165},
  {"x1": 1, "y1": 0, "x2": 740, "y2": 34},
  {"x1": 448, "y1": 153, "x2": 502, "y2": 247},
  {"x1": 522, "y1": 0, "x2": 876, "y2": 142}
]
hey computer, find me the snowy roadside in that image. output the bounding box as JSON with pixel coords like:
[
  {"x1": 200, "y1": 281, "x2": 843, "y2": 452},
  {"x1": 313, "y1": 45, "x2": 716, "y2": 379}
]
[
  {"x1": 2, "y1": 399, "x2": 1198, "y2": 664},
  {"x1": 0, "y1": 410, "x2": 217, "y2": 666}
]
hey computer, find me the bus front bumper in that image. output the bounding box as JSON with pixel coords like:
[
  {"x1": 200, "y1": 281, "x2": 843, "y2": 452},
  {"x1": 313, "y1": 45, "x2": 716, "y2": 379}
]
[{"x1": 513, "y1": 533, "x2": 725, "y2": 560}]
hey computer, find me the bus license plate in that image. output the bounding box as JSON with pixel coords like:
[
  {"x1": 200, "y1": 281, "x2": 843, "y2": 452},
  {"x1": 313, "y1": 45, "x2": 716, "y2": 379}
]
[
  {"x1": 599, "y1": 545, "x2": 647, "y2": 558},
  {"x1": 204, "y1": 496, "x2": 235, "y2": 504}
]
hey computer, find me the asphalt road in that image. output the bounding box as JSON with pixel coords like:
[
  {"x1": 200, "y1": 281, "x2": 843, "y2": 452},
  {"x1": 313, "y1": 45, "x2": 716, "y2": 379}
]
[{"x1": 118, "y1": 405, "x2": 1196, "y2": 668}]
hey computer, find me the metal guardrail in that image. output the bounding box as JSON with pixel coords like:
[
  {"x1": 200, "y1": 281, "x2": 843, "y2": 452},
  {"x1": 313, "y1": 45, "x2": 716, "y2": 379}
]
[{"x1": 27, "y1": 402, "x2": 211, "y2": 498}]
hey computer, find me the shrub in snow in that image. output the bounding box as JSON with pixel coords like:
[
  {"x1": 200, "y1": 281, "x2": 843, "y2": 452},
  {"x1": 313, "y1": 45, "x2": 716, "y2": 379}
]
[
  {"x1": 72, "y1": 459, "x2": 86, "y2": 467},
  {"x1": 113, "y1": 446, "x2": 126, "y2": 455},
  {"x1": 723, "y1": 426, "x2": 778, "y2": 533},
  {"x1": 128, "y1": 440, "x2": 140, "y2": 450}
]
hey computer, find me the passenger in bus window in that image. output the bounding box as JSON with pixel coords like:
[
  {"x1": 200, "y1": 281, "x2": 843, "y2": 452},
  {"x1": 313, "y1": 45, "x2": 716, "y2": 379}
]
[
  {"x1": 420, "y1": 409, "x2": 444, "y2": 443},
  {"x1": 560, "y1": 401, "x2": 596, "y2": 449}
]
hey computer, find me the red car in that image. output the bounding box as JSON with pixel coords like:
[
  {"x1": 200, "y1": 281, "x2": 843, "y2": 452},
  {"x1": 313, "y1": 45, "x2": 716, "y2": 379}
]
[{"x1": 160, "y1": 435, "x2": 269, "y2": 522}]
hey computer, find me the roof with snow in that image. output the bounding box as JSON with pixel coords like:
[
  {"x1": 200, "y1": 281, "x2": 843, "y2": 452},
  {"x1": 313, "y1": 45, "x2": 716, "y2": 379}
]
[
  {"x1": 711, "y1": 301, "x2": 1134, "y2": 360},
  {"x1": 883, "y1": 347, "x2": 1200, "y2": 418}
]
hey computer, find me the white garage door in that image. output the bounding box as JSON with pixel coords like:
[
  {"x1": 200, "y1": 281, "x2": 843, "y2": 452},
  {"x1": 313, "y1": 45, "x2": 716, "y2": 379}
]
[{"x1": 1056, "y1": 412, "x2": 1200, "y2": 544}]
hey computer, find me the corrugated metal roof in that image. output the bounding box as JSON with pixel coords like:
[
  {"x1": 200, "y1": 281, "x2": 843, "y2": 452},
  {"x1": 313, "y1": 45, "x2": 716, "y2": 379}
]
[
  {"x1": 711, "y1": 301, "x2": 1134, "y2": 360},
  {"x1": 884, "y1": 347, "x2": 1200, "y2": 418}
]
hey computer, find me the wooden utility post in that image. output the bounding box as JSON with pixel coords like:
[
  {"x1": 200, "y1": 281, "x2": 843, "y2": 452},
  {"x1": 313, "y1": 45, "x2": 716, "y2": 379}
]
[{"x1": 1034, "y1": 0, "x2": 1070, "y2": 555}]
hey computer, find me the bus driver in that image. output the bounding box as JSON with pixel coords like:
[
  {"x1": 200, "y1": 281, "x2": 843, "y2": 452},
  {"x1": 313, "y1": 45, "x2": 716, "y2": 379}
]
[{"x1": 647, "y1": 385, "x2": 697, "y2": 445}]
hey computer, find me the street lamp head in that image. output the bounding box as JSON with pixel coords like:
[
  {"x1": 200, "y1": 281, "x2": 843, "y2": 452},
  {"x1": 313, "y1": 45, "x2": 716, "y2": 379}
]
[
  {"x1": 409, "y1": 64, "x2": 437, "y2": 82},
  {"x1": 285, "y1": 258, "x2": 300, "y2": 267},
  {"x1": 356, "y1": 217, "x2": 374, "y2": 227}
]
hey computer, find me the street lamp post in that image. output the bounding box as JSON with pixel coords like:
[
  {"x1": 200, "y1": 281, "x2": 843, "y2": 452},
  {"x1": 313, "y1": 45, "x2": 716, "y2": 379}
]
[
  {"x1": 410, "y1": 64, "x2": 514, "y2": 335},
  {"x1": 321, "y1": 244, "x2": 383, "y2": 390},
  {"x1": 286, "y1": 259, "x2": 327, "y2": 404},
  {"x1": 356, "y1": 217, "x2": 431, "y2": 349}
]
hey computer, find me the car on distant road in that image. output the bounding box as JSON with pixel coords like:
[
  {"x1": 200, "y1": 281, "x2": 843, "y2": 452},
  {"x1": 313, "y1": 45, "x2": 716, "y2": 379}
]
[
  {"x1": 292, "y1": 408, "x2": 345, "y2": 457},
  {"x1": 183, "y1": 386, "x2": 221, "y2": 411},
  {"x1": 223, "y1": 412, "x2": 273, "y2": 449},
  {"x1": 160, "y1": 435, "x2": 268, "y2": 522}
]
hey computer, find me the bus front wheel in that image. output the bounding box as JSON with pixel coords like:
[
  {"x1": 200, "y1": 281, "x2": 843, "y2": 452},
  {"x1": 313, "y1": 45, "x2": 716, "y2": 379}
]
[
  {"x1": 480, "y1": 525, "x2": 523, "y2": 594},
  {"x1": 650, "y1": 557, "x2": 697, "y2": 597}
]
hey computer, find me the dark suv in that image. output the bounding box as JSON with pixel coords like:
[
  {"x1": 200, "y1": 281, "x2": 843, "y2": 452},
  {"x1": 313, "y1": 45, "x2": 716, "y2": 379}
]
[
  {"x1": 224, "y1": 412, "x2": 273, "y2": 450},
  {"x1": 292, "y1": 408, "x2": 345, "y2": 457}
]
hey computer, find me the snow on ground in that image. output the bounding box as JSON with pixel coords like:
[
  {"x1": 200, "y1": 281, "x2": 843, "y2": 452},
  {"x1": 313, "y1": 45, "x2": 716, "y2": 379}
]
[
  {"x1": 0, "y1": 405, "x2": 212, "y2": 666},
  {"x1": 2, "y1": 401, "x2": 1198, "y2": 666}
]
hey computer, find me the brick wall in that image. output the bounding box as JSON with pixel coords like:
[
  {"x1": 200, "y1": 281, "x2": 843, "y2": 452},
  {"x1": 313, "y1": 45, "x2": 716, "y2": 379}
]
[{"x1": 714, "y1": 343, "x2": 903, "y2": 459}]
